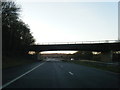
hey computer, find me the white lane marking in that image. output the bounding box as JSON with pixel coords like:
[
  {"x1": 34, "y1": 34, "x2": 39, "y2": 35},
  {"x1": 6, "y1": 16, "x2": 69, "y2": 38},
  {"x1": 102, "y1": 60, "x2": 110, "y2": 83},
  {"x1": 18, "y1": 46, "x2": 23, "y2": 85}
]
[
  {"x1": 1, "y1": 62, "x2": 45, "y2": 89},
  {"x1": 69, "y1": 72, "x2": 74, "y2": 75}
]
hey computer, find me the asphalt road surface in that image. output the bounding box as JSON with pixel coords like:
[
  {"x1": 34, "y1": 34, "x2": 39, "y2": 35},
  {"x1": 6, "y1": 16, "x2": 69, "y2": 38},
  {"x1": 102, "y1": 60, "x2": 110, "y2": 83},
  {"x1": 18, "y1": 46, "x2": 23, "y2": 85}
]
[{"x1": 2, "y1": 58, "x2": 120, "y2": 88}]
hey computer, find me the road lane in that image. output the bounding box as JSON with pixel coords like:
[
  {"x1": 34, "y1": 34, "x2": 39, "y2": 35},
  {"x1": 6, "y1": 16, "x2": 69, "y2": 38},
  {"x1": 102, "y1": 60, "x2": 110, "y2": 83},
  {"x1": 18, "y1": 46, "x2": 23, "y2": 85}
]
[
  {"x1": 2, "y1": 61, "x2": 45, "y2": 85},
  {"x1": 2, "y1": 59, "x2": 120, "y2": 88},
  {"x1": 55, "y1": 61, "x2": 120, "y2": 88},
  {"x1": 2, "y1": 62, "x2": 45, "y2": 89},
  {"x1": 4, "y1": 61, "x2": 75, "y2": 88}
]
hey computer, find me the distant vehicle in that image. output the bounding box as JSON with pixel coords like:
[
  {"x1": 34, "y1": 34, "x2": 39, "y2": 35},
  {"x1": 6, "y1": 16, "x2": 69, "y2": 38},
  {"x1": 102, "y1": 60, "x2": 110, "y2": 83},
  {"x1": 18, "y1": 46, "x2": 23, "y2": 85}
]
[
  {"x1": 46, "y1": 60, "x2": 51, "y2": 62},
  {"x1": 71, "y1": 58, "x2": 74, "y2": 60}
]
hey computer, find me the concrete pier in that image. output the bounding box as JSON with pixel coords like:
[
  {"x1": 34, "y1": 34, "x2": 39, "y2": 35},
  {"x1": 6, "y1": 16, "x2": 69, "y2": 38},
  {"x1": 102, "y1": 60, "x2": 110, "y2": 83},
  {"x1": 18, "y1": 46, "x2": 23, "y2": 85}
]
[{"x1": 101, "y1": 51, "x2": 113, "y2": 62}]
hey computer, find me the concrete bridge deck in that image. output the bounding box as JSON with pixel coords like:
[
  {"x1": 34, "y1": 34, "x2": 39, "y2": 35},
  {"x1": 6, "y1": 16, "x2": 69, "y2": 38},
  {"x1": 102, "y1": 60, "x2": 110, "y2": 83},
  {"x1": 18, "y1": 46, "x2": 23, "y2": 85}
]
[{"x1": 28, "y1": 40, "x2": 120, "y2": 52}]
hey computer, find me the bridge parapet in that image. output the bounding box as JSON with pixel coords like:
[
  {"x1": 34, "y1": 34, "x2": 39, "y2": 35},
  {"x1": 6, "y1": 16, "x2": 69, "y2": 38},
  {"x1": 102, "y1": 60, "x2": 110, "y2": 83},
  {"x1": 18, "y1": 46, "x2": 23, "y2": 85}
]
[
  {"x1": 29, "y1": 40, "x2": 120, "y2": 52},
  {"x1": 38, "y1": 40, "x2": 120, "y2": 45}
]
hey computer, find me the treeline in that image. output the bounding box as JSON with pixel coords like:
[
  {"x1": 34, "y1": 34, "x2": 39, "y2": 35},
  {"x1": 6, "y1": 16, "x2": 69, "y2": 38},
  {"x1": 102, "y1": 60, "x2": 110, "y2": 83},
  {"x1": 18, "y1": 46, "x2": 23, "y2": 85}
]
[
  {"x1": 2, "y1": 1, "x2": 35, "y2": 57},
  {"x1": 73, "y1": 51, "x2": 120, "y2": 62},
  {"x1": 74, "y1": 51, "x2": 93, "y2": 60}
]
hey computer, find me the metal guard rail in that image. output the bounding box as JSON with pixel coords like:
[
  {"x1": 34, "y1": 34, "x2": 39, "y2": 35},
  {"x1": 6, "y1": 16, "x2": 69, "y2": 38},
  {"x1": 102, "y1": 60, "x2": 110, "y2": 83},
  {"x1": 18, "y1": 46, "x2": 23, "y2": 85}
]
[{"x1": 37, "y1": 40, "x2": 120, "y2": 45}]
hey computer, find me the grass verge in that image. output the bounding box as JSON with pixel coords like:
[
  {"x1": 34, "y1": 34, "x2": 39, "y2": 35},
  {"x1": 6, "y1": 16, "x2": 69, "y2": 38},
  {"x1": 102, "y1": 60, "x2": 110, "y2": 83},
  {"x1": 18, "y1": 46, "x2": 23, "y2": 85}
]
[
  {"x1": 63, "y1": 60, "x2": 120, "y2": 73},
  {"x1": 2, "y1": 56, "x2": 39, "y2": 69}
]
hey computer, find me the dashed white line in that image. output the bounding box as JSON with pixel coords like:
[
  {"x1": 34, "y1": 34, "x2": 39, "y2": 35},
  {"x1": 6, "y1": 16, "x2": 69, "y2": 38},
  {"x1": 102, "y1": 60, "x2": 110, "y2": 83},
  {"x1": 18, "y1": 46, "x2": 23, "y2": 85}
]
[
  {"x1": 1, "y1": 62, "x2": 45, "y2": 89},
  {"x1": 69, "y1": 72, "x2": 74, "y2": 75}
]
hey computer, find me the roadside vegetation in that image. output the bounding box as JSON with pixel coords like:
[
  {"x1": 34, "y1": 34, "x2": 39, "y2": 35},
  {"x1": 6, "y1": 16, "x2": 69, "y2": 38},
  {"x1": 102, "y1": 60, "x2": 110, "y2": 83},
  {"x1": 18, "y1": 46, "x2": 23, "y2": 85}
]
[
  {"x1": 63, "y1": 60, "x2": 120, "y2": 73},
  {"x1": 62, "y1": 51, "x2": 120, "y2": 73},
  {"x1": 73, "y1": 51, "x2": 120, "y2": 62},
  {"x1": 2, "y1": 1, "x2": 36, "y2": 68},
  {"x1": 2, "y1": 56, "x2": 38, "y2": 69}
]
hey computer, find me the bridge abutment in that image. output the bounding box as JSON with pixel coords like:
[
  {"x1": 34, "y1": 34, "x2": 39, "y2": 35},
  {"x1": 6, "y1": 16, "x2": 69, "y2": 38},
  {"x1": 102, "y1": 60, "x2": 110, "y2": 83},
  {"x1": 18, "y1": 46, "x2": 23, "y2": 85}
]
[
  {"x1": 101, "y1": 51, "x2": 113, "y2": 62},
  {"x1": 35, "y1": 52, "x2": 41, "y2": 60}
]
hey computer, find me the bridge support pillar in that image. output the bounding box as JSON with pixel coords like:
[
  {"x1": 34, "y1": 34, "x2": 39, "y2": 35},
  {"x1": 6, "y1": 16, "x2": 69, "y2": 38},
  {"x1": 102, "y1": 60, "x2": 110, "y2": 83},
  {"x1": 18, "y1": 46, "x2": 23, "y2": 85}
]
[
  {"x1": 101, "y1": 51, "x2": 113, "y2": 62},
  {"x1": 35, "y1": 52, "x2": 41, "y2": 60}
]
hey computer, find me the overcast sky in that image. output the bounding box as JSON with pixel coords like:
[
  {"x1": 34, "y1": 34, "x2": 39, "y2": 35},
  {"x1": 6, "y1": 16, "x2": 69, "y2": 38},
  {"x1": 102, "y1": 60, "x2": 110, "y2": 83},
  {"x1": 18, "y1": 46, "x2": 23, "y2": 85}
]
[{"x1": 15, "y1": 0, "x2": 118, "y2": 54}]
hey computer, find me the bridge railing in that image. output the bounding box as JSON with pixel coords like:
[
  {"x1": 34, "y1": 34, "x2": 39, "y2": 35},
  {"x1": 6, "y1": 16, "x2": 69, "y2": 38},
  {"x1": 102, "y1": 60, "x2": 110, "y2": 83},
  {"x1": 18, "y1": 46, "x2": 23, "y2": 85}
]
[{"x1": 37, "y1": 40, "x2": 120, "y2": 45}]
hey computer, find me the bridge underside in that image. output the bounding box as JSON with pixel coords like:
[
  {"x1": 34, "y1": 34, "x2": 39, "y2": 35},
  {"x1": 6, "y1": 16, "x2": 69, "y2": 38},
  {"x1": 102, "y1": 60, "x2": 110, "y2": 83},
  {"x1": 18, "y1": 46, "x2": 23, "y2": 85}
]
[
  {"x1": 28, "y1": 43, "x2": 120, "y2": 52},
  {"x1": 27, "y1": 43, "x2": 120, "y2": 62}
]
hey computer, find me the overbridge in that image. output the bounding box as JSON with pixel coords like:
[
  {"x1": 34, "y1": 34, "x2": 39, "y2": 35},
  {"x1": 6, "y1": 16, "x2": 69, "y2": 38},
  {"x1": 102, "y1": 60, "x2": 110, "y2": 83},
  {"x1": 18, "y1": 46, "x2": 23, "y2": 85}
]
[{"x1": 28, "y1": 40, "x2": 120, "y2": 62}]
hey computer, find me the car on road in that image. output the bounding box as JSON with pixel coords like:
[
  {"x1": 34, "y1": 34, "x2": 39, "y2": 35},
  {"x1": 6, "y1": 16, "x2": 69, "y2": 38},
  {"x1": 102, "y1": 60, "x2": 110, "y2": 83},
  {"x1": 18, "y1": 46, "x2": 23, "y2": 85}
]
[{"x1": 71, "y1": 58, "x2": 74, "y2": 60}]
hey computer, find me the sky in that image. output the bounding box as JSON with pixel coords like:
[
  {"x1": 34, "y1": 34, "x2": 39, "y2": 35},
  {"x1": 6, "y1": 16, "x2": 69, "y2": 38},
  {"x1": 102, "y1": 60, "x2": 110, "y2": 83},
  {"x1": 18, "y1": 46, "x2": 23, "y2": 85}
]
[{"x1": 14, "y1": 0, "x2": 118, "y2": 54}]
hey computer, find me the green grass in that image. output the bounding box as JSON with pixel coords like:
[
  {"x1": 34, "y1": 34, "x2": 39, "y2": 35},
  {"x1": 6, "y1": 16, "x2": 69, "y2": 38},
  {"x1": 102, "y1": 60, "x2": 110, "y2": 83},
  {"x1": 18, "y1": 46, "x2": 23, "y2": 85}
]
[
  {"x1": 3, "y1": 57, "x2": 38, "y2": 69},
  {"x1": 63, "y1": 60, "x2": 120, "y2": 73}
]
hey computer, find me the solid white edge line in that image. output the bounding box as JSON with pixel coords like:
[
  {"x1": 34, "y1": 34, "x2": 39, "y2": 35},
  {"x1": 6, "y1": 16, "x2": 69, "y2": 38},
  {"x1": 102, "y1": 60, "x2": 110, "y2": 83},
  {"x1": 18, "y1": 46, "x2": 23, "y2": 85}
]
[{"x1": 0, "y1": 62, "x2": 45, "y2": 89}]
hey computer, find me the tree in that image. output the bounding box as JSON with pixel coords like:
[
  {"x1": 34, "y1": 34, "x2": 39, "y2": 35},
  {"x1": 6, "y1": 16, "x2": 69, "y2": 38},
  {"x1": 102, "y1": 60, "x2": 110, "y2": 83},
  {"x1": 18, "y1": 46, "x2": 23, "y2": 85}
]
[
  {"x1": 2, "y1": 1, "x2": 35, "y2": 56},
  {"x1": 2, "y1": 1, "x2": 20, "y2": 54},
  {"x1": 74, "y1": 51, "x2": 93, "y2": 60}
]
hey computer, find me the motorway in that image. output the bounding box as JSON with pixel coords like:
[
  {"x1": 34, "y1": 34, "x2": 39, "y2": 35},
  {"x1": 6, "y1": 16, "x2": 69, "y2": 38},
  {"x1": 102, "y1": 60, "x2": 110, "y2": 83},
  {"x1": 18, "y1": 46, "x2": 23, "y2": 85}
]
[{"x1": 2, "y1": 58, "x2": 120, "y2": 88}]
